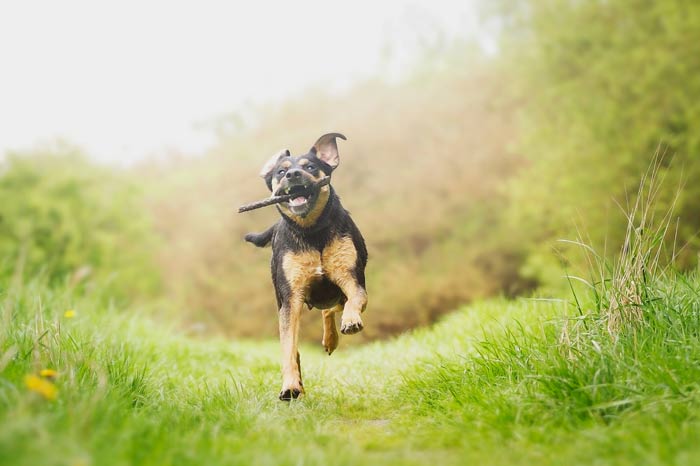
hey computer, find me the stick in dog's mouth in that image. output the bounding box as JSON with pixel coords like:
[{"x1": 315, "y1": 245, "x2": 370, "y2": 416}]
[{"x1": 238, "y1": 177, "x2": 330, "y2": 213}]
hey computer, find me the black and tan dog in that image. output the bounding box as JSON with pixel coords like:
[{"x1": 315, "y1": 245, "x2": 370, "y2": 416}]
[{"x1": 245, "y1": 133, "x2": 368, "y2": 401}]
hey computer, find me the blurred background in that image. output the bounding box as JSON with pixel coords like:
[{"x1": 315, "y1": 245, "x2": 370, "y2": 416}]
[{"x1": 1, "y1": 0, "x2": 698, "y2": 341}]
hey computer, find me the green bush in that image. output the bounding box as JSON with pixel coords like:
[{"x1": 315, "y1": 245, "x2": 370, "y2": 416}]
[
  {"x1": 486, "y1": 0, "x2": 700, "y2": 285},
  {"x1": 0, "y1": 144, "x2": 160, "y2": 299}
]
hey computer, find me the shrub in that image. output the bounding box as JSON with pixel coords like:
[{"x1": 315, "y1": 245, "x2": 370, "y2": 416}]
[{"x1": 0, "y1": 144, "x2": 160, "y2": 299}]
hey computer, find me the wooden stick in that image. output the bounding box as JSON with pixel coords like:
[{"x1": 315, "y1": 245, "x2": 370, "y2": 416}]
[{"x1": 238, "y1": 177, "x2": 331, "y2": 213}]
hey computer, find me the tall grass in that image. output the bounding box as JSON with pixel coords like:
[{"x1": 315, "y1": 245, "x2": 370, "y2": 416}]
[
  {"x1": 559, "y1": 151, "x2": 683, "y2": 336},
  {"x1": 605, "y1": 153, "x2": 681, "y2": 332}
]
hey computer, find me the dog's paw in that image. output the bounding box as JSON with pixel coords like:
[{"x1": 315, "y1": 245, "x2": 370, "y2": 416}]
[
  {"x1": 322, "y1": 334, "x2": 339, "y2": 355},
  {"x1": 279, "y1": 380, "x2": 304, "y2": 401},
  {"x1": 340, "y1": 317, "x2": 364, "y2": 335},
  {"x1": 279, "y1": 387, "x2": 303, "y2": 401}
]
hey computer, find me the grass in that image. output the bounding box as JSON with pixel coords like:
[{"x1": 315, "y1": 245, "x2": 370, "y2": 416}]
[{"x1": 2, "y1": 271, "x2": 700, "y2": 466}]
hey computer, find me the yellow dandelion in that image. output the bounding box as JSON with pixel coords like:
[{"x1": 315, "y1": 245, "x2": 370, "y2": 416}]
[
  {"x1": 40, "y1": 368, "x2": 59, "y2": 379},
  {"x1": 24, "y1": 374, "x2": 58, "y2": 400},
  {"x1": 64, "y1": 309, "x2": 76, "y2": 318}
]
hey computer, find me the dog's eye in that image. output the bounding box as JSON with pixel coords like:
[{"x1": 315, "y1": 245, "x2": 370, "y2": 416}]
[
  {"x1": 277, "y1": 169, "x2": 286, "y2": 176},
  {"x1": 306, "y1": 165, "x2": 315, "y2": 171}
]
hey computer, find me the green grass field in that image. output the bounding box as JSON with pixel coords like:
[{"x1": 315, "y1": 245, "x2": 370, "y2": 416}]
[{"x1": 2, "y1": 273, "x2": 700, "y2": 466}]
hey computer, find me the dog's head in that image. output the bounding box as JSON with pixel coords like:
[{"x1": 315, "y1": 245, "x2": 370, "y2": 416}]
[{"x1": 259, "y1": 133, "x2": 345, "y2": 222}]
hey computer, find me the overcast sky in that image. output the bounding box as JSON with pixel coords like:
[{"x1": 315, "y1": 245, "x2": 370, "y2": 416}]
[{"x1": 0, "y1": 0, "x2": 486, "y2": 164}]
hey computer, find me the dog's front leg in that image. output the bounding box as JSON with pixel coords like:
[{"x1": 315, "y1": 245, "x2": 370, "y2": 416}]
[
  {"x1": 325, "y1": 263, "x2": 367, "y2": 335},
  {"x1": 337, "y1": 282, "x2": 367, "y2": 335},
  {"x1": 278, "y1": 296, "x2": 304, "y2": 401},
  {"x1": 323, "y1": 237, "x2": 367, "y2": 335}
]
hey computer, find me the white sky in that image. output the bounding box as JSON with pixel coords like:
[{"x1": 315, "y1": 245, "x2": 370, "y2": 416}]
[{"x1": 0, "y1": 0, "x2": 485, "y2": 164}]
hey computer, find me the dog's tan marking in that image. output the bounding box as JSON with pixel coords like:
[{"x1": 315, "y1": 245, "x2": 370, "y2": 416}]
[
  {"x1": 279, "y1": 250, "x2": 323, "y2": 396},
  {"x1": 281, "y1": 160, "x2": 292, "y2": 169},
  {"x1": 321, "y1": 304, "x2": 342, "y2": 355},
  {"x1": 278, "y1": 187, "x2": 330, "y2": 228},
  {"x1": 282, "y1": 250, "x2": 323, "y2": 289},
  {"x1": 322, "y1": 236, "x2": 367, "y2": 334},
  {"x1": 298, "y1": 158, "x2": 309, "y2": 166},
  {"x1": 322, "y1": 236, "x2": 357, "y2": 278},
  {"x1": 271, "y1": 177, "x2": 280, "y2": 193}
]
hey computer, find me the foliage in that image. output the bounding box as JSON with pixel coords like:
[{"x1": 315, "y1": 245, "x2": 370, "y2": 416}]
[
  {"x1": 0, "y1": 145, "x2": 160, "y2": 299},
  {"x1": 489, "y1": 0, "x2": 700, "y2": 283}
]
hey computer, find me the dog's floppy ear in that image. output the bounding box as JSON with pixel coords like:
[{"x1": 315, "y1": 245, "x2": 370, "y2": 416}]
[
  {"x1": 310, "y1": 133, "x2": 346, "y2": 170},
  {"x1": 259, "y1": 149, "x2": 290, "y2": 178}
]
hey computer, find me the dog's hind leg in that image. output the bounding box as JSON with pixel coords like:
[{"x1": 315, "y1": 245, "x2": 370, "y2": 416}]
[
  {"x1": 278, "y1": 297, "x2": 305, "y2": 401},
  {"x1": 321, "y1": 304, "x2": 342, "y2": 355}
]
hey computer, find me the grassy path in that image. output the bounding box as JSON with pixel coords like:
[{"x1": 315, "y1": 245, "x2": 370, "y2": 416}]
[{"x1": 119, "y1": 299, "x2": 537, "y2": 465}]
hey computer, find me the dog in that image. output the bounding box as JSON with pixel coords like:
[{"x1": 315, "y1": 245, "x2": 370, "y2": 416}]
[{"x1": 245, "y1": 133, "x2": 368, "y2": 401}]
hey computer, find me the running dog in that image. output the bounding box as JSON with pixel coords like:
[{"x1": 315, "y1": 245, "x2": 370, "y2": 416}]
[{"x1": 245, "y1": 133, "x2": 368, "y2": 401}]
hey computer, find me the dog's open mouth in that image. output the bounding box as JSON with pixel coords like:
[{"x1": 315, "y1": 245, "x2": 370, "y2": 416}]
[{"x1": 284, "y1": 185, "x2": 314, "y2": 208}]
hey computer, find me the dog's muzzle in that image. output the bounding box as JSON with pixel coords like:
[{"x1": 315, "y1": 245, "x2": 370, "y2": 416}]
[{"x1": 278, "y1": 172, "x2": 318, "y2": 215}]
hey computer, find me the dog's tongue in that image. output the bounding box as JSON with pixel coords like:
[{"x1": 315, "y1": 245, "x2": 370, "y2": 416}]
[{"x1": 289, "y1": 196, "x2": 307, "y2": 207}]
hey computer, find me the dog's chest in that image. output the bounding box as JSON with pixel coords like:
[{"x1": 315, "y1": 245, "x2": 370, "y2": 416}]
[{"x1": 280, "y1": 236, "x2": 357, "y2": 289}]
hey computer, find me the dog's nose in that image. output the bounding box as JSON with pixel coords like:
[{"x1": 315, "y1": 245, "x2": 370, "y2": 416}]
[{"x1": 286, "y1": 169, "x2": 303, "y2": 180}]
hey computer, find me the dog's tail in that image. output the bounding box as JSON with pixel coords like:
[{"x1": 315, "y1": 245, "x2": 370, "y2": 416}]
[{"x1": 245, "y1": 225, "x2": 275, "y2": 248}]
